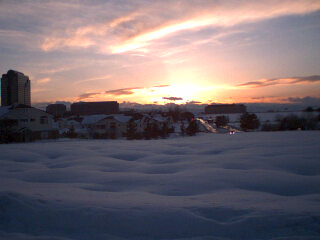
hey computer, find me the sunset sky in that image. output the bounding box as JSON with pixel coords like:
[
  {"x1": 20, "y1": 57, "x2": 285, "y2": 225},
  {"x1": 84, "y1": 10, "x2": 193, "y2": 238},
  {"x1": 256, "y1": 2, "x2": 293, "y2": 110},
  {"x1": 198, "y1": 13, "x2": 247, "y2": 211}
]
[{"x1": 0, "y1": 0, "x2": 319, "y2": 105}]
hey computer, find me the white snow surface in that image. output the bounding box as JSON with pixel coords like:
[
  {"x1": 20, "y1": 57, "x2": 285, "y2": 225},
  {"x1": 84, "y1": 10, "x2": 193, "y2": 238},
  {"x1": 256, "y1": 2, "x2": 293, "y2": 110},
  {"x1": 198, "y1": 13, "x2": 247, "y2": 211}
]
[{"x1": 0, "y1": 132, "x2": 320, "y2": 240}]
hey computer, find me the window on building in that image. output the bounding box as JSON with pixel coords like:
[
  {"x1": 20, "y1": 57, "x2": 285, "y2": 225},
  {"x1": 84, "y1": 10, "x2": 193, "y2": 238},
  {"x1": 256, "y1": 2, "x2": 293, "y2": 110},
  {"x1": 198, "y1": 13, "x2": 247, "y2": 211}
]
[
  {"x1": 30, "y1": 118, "x2": 36, "y2": 122},
  {"x1": 40, "y1": 116, "x2": 48, "y2": 124}
]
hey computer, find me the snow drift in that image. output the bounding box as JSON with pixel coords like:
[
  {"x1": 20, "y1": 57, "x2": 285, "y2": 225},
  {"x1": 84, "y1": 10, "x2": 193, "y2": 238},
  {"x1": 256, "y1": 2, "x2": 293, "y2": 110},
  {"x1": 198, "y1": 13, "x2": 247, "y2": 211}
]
[{"x1": 0, "y1": 131, "x2": 319, "y2": 239}]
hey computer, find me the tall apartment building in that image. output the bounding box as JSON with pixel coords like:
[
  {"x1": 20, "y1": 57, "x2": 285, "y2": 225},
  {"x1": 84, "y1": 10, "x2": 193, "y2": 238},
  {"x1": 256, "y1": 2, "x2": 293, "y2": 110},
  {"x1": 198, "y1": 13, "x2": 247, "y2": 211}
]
[{"x1": 1, "y1": 70, "x2": 31, "y2": 106}]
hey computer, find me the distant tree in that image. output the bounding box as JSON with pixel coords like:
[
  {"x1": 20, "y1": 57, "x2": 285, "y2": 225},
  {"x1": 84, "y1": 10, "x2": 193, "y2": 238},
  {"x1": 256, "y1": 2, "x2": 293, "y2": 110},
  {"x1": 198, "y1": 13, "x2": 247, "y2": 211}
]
[
  {"x1": 215, "y1": 115, "x2": 229, "y2": 127},
  {"x1": 274, "y1": 114, "x2": 283, "y2": 122},
  {"x1": 181, "y1": 111, "x2": 194, "y2": 122},
  {"x1": 151, "y1": 123, "x2": 160, "y2": 139},
  {"x1": 180, "y1": 122, "x2": 185, "y2": 136},
  {"x1": 126, "y1": 120, "x2": 137, "y2": 140},
  {"x1": 168, "y1": 105, "x2": 181, "y2": 122},
  {"x1": 279, "y1": 115, "x2": 301, "y2": 130},
  {"x1": 240, "y1": 113, "x2": 260, "y2": 131},
  {"x1": 186, "y1": 120, "x2": 199, "y2": 136},
  {"x1": 305, "y1": 117, "x2": 317, "y2": 130},
  {"x1": 65, "y1": 126, "x2": 77, "y2": 138},
  {"x1": 160, "y1": 122, "x2": 169, "y2": 138},
  {"x1": 144, "y1": 123, "x2": 152, "y2": 140},
  {"x1": 279, "y1": 114, "x2": 317, "y2": 131},
  {"x1": 303, "y1": 106, "x2": 314, "y2": 112}
]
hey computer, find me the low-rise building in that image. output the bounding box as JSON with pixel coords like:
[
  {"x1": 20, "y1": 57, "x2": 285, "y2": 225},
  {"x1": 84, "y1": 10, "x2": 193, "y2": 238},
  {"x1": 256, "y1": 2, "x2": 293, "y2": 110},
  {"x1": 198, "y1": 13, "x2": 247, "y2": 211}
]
[
  {"x1": 46, "y1": 104, "x2": 66, "y2": 117},
  {"x1": 137, "y1": 114, "x2": 174, "y2": 133},
  {"x1": 0, "y1": 104, "x2": 58, "y2": 142},
  {"x1": 92, "y1": 115, "x2": 132, "y2": 138},
  {"x1": 205, "y1": 104, "x2": 246, "y2": 114},
  {"x1": 71, "y1": 101, "x2": 119, "y2": 115}
]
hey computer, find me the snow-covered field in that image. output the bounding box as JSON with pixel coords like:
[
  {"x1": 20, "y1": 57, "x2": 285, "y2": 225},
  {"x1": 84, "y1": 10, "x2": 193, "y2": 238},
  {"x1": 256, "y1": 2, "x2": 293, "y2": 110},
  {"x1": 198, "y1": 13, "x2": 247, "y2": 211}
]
[{"x1": 0, "y1": 131, "x2": 320, "y2": 240}]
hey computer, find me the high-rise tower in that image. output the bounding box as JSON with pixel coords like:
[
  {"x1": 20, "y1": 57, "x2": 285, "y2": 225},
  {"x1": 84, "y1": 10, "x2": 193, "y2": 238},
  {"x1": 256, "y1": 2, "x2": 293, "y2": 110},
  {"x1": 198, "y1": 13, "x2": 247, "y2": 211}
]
[{"x1": 1, "y1": 70, "x2": 31, "y2": 106}]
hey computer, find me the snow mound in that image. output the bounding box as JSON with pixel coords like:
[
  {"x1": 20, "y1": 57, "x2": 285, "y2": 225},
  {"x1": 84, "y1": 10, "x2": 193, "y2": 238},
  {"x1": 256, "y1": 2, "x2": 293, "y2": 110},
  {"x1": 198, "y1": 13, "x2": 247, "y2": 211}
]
[{"x1": 0, "y1": 131, "x2": 319, "y2": 239}]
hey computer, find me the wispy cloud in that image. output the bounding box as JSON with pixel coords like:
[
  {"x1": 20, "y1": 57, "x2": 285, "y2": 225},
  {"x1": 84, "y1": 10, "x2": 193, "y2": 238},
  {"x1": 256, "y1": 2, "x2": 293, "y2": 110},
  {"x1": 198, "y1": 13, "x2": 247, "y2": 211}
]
[
  {"x1": 186, "y1": 100, "x2": 202, "y2": 104},
  {"x1": 162, "y1": 97, "x2": 183, "y2": 101},
  {"x1": 285, "y1": 96, "x2": 320, "y2": 105},
  {"x1": 77, "y1": 84, "x2": 172, "y2": 101},
  {"x1": 37, "y1": 77, "x2": 51, "y2": 84},
  {"x1": 105, "y1": 87, "x2": 143, "y2": 96},
  {"x1": 78, "y1": 92, "x2": 100, "y2": 100},
  {"x1": 109, "y1": 0, "x2": 320, "y2": 53},
  {"x1": 75, "y1": 75, "x2": 112, "y2": 84},
  {"x1": 33, "y1": 0, "x2": 320, "y2": 54},
  {"x1": 152, "y1": 84, "x2": 170, "y2": 88},
  {"x1": 38, "y1": 66, "x2": 78, "y2": 75},
  {"x1": 242, "y1": 96, "x2": 320, "y2": 105},
  {"x1": 42, "y1": 34, "x2": 95, "y2": 51},
  {"x1": 238, "y1": 75, "x2": 320, "y2": 88}
]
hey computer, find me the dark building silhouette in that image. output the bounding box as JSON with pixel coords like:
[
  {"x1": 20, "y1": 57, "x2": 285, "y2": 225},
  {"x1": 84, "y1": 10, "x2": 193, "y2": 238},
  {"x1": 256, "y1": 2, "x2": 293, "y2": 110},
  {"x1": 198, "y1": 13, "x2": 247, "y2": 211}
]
[
  {"x1": 71, "y1": 101, "x2": 119, "y2": 115},
  {"x1": 205, "y1": 104, "x2": 246, "y2": 114},
  {"x1": 1, "y1": 70, "x2": 31, "y2": 106},
  {"x1": 46, "y1": 104, "x2": 66, "y2": 117}
]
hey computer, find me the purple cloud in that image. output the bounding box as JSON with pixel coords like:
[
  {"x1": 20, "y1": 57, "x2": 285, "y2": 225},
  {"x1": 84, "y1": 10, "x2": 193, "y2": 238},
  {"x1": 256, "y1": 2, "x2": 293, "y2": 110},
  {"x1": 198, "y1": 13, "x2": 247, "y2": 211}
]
[{"x1": 238, "y1": 75, "x2": 320, "y2": 88}]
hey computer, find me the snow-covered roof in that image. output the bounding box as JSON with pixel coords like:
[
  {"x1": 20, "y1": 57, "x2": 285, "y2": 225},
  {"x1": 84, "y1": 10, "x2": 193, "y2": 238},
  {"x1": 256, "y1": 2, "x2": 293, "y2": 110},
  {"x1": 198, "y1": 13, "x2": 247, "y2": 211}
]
[
  {"x1": 0, "y1": 106, "x2": 12, "y2": 118},
  {"x1": 153, "y1": 114, "x2": 167, "y2": 122},
  {"x1": 112, "y1": 115, "x2": 132, "y2": 123},
  {"x1": 82, "y1": 115, "x2": 108, "y2": 125},
  {"x1": 68, "y1": 120, "x2": 81, "y2": 125}
]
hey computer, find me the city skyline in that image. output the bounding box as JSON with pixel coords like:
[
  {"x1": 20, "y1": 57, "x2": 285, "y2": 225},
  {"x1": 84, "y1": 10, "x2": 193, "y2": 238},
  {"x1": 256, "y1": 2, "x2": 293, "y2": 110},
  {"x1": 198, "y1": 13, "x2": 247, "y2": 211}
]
[{"x1": 0, "y1": 0, "x2": 320, "y2": 105}]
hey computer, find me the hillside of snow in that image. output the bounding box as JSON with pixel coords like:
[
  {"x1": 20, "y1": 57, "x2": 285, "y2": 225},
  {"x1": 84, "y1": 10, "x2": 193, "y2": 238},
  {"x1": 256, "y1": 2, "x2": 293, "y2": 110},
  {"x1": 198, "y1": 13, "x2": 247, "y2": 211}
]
[{"x1": 0, "y1": 131, "x2": 320, "y2": 239}]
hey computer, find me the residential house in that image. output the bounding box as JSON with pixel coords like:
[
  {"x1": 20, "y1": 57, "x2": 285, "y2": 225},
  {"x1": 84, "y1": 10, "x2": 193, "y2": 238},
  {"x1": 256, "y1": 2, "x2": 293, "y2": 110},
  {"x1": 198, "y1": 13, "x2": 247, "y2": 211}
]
[
  {"x1": 92, "y1": 115, "x2": 132, "y2": 138},
  {"x1": 0, "y1": 104, "x2": 58, "y2": 142},
  {"x1": 137, "y1": 114, "x2": 174, "y2": 133}
]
